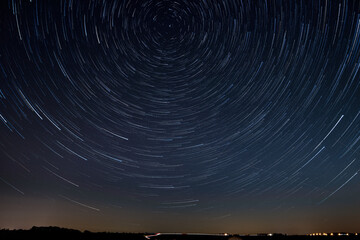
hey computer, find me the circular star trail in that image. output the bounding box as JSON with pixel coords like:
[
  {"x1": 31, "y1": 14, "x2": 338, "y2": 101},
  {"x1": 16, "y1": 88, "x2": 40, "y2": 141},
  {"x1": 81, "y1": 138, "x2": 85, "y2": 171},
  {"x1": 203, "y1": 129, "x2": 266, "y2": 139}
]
[{"x1": 1, "y1": 0, "x2": 360, "y2": 233}]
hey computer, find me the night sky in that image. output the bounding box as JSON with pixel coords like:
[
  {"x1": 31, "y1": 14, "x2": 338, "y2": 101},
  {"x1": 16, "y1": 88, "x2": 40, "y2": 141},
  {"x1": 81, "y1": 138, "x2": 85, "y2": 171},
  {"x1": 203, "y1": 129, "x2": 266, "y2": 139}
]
[{"x1": 1, "y1": 0, "x2": 360, "y2": 235}]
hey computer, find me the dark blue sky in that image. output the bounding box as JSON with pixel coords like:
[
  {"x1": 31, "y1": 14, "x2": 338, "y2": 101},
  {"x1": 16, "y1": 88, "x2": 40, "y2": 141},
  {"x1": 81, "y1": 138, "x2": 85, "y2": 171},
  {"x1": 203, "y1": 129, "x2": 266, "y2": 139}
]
[{"x1": 1, "y1": 0, "x2": 360, "y2": 234}]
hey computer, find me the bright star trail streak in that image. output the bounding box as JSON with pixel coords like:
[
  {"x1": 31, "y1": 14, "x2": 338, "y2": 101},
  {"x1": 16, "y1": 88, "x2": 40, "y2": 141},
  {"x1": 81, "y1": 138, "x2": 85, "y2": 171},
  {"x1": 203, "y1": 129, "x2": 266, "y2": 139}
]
[{"x1": 1, "y1": 0, "x2": 360, "y2": 234}]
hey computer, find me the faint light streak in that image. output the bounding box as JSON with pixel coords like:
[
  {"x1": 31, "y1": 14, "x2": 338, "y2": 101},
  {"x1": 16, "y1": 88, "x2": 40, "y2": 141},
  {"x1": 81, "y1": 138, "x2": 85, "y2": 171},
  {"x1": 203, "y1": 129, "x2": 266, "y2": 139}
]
[
  {"x1": 319, "y1": 171, "x2": 358, "y2": 204},
  {"x1": 0, "y1": 176, "x2": 24, "y2": 195},
  {"x1": 43, "y1": 166, "x2": 79, "y2": 187},
  {"x1": 314, "y1": 115, "x2": 344, "y2": 150},
  {"x1": 59, "y1": 195, "x2": 100, "y2": 212}
]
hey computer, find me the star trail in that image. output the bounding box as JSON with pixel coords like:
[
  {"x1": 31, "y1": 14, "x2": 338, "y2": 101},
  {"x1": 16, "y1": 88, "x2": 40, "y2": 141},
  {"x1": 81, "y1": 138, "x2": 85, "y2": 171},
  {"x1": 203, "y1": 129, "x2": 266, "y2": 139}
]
[{"x1": 1, "y1": 0, "x2": 360, "y2": 234}]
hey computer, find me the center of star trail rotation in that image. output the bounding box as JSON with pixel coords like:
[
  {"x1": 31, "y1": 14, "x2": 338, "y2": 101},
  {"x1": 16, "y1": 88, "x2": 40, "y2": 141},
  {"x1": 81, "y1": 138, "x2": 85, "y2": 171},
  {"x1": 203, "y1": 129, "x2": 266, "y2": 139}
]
[{"x1": 0, "y1": 0, "x2": 360, "y2": 233}]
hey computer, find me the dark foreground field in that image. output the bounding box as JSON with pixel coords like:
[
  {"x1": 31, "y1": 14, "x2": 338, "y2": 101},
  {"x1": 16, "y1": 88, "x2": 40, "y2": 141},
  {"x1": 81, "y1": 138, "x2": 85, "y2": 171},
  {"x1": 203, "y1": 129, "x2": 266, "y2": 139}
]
[{"x1": 0, "y1": 227, "x2": 359, "y2": 240}]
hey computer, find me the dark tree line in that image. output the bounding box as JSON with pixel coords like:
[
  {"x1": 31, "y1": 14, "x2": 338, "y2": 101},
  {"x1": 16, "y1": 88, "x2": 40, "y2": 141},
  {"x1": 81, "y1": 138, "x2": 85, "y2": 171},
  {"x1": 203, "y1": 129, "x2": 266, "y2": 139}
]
[{"x1": 0, "y1": 226, "x2": 146, "y2": 240}]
